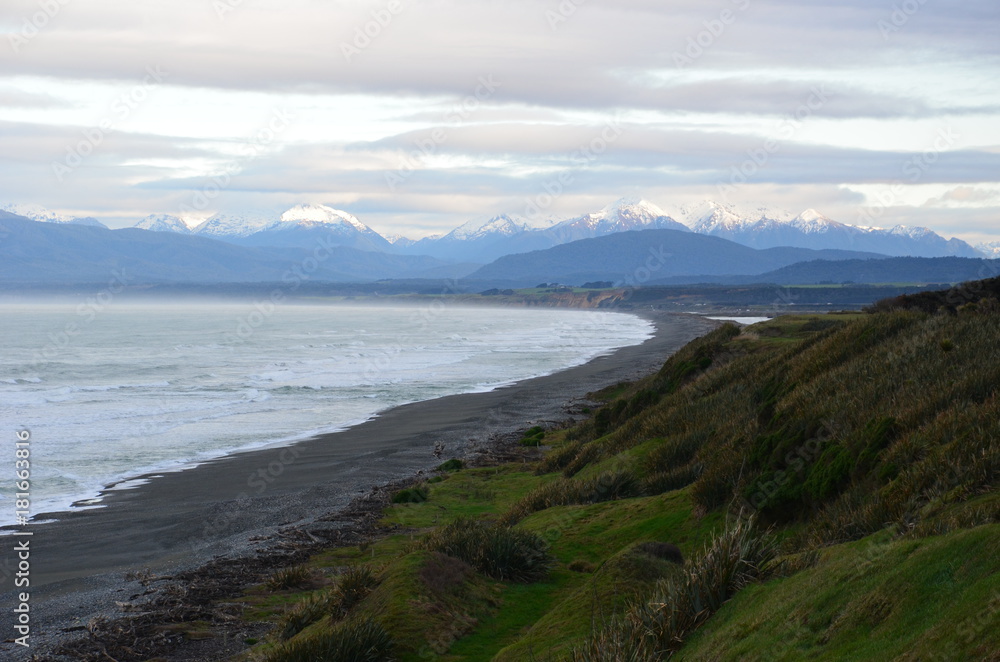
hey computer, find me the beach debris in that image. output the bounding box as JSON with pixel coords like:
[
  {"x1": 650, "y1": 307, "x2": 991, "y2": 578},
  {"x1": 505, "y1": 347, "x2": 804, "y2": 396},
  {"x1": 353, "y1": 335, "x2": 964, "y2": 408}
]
[{"x1": 123, "y1": 567, "x2": 158, "y2": 586}]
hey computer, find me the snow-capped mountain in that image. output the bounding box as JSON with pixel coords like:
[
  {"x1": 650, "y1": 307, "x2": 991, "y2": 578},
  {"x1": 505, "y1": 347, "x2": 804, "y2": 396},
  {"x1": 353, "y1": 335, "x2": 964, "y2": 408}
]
[
  {"x1": 234, "y1": 204, "x2": 394, "y2": 253},
  {"x1": 134, "y1": 214, "x2": 192, "y2": 233},
  {"x1": 280, "y1": 203, "x2": 358, "y2": 227},
  {"x1": 193, "y1": 211, "x2": 277, "y2": 238},
  {"x1": 400, "y1": 200, "x2": 693, "y2": 262},
  {"x1": 549, "y1": 198, "x2": 689, "y2": 243},
  {"x1": 278, "y1": 204, "x2": 384, "y2": 238},
  {"x1": 675, "y1": 200, "x2": 980, "y2": 258},
  {"x1": 1, "y1": 202, "x2": 108, "y2": 228},
  {"x1": 4, "y1": 197, "x2": 984, "y2": 265},
  {"x1": 384, "y1": 234, "x2": 417, "y2": 248},
  {"x1": 1, "y1": 202, "x2": 72, "y2": 223},
  {"x1": 400, "y1": 214, "x2": 535, "y2": 262},
  {"x1": 446, "y1": 214, "x2": 529, "y2": 242}
]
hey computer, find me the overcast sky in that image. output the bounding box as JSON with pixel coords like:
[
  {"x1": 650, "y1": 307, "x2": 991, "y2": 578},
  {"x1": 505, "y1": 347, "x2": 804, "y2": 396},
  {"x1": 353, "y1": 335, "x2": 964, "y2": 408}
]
[{"x1": 1, "y1": 0, "x2": 998, "y2": 241}]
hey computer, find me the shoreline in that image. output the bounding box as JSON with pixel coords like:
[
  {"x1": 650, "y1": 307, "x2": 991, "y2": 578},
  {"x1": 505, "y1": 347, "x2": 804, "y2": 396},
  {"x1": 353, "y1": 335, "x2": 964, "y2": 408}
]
[
  {"x1": 1, "y1": 310, "x2": 717, "y2": 658},
  {"x1": 2, "y1": 305, "x2": 655, "y2": 530}
]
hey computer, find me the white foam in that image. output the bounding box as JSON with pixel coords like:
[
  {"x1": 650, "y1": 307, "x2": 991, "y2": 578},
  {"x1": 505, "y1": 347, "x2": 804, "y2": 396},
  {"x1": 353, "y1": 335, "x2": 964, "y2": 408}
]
[{"x1": 0, "y1": 304, "x2": 653, "y2": 526}]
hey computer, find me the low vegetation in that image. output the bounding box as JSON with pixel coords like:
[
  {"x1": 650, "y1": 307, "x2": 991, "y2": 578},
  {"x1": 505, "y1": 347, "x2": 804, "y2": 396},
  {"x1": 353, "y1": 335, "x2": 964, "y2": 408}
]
[
  {"x1": 233, "y1": 280, "x2": 999, "y2": 661},
  {"x1": 423, "y1": 517, "x2": 552, "y2": 582}
]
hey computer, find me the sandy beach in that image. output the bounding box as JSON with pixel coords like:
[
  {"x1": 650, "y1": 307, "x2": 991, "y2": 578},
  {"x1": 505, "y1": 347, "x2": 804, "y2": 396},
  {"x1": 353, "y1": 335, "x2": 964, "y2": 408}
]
[{"x1": 1, "y1": 310, "x2": 716, "y2": 658}]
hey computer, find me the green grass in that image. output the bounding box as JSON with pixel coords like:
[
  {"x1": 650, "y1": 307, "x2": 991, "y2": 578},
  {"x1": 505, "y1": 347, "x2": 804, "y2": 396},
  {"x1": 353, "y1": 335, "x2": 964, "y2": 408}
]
[
  {"x1": 230, "y1": 298, "x2": 999, "y2": 662},
  {"x1": 677, "y1": 525, "x2": 1000, "y2": 661},
  {"x1": 458, "y1": 490, "x2": 724, "y2": 659},
  {"x1": 381, "y1": 466, "x2": 555, "y2": 529}
]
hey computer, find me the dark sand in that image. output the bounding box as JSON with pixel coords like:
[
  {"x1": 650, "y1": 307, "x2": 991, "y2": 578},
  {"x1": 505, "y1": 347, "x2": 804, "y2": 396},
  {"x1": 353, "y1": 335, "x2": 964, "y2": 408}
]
[{"x1": 0, "y1": 310, "x2": 716, "y2": 655}]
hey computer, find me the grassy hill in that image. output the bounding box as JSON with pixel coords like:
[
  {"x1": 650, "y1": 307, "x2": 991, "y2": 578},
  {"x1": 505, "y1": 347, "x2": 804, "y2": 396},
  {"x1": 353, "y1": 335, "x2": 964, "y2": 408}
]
[{"x1": 228, "y1": 282, "x2": 999, "y2": 661}]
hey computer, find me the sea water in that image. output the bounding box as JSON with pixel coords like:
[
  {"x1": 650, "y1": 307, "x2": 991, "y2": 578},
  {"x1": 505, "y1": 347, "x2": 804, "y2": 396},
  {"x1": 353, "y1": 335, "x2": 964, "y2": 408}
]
[{"x1": 0, "y1": 302, "x2": 652, "y2": 525}]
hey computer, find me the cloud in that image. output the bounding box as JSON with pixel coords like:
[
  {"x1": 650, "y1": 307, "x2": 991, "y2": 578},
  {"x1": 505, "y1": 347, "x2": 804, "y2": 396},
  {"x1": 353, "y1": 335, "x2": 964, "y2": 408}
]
[
  {"x1": 0, "y1": 0, "x2": 998, "y2": 239},
  {"x1": 922, "y1": 185, "x2": 1000, "y2": 207},
  {"x1": 0, "y1": 88, "x2": 68, "y2": 108}
]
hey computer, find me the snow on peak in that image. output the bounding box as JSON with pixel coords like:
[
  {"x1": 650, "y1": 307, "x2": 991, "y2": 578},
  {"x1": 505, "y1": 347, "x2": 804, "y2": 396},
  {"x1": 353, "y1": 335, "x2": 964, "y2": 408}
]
[
  {"x1": 384, "y1": 234, "x2": 415, "y2": 246},
  {"x1": 595, "y1": 197, "x2": 668, "y2": 222},
  {"x1": 550, "y1": 197, "x2": 689, "y2": 236},
  {"x1": 794, "y1": 208, "x2": 830, "y2": 223},
  {"x1": 194, "y1": 211, "x2": 277, "y2": 237},
  {"x1": 0, "y1": 202, "x2": 74, "y2": 223},
  {"x1": 280, "y1": 204, "x2": 368, "y2": 232},
  {"x1": 447, "y1": 214, "x2": 528, "y2": 241},
  {"x1": 680, "y1": 200, "x2": 747, "y2": 232},
  {"x1": 134, "y1": 214, "x2": 191, "y2": 233},
  {"x1": 886, "y1": 225, "x2": 935, "y2": 240}
]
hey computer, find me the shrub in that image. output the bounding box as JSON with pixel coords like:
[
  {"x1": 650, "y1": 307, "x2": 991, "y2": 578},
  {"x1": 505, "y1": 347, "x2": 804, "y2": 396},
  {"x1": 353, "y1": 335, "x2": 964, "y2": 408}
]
[
  {"x1": 423, "y1": 517, "x2": 551, "y2": 582},
  {"x1": 391, "y1": 484, "x2": 429, "y2": 504},
  {"x1": 520, "y1": 426, "x2": 546, "y2": 446},
  {"x1": 264, "y1": 618, "x2": 394, "y2": 662},
  {"x1": 436, "y1": 458, "x2": 463, "y2": 472}
]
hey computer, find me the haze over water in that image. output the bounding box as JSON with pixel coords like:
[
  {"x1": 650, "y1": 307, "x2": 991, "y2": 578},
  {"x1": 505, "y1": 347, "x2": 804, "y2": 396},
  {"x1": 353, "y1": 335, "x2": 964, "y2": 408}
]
[{"x1": 0, "y1": 303, "x2": 652, "y2": 525}]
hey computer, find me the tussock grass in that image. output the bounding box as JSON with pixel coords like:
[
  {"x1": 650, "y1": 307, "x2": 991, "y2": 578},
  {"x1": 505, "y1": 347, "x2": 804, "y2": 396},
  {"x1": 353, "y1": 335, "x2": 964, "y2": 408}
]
[
  {"x1": 277, "y1": 591, "x2": 336, "y2": 641},
  {"x1": 276, "y1": 565, "x2": 380, "y2": 640},
  {"x1": 570, "y1": 516, "x2": 775, "y2": 661},
  {"x1": 264, "y1": 618, "x2": 394, "y2": 662},
  {"x1": 333, "y1": 565, "x2": 379, "y2": 618},
  {"x1": 500, "y1": 469, "x2": 642, "y2": 525},
  {"x1": 266, "y1": 565, "x2": 316, "y2": 592},
  {"x1": 422, "y1": 517, "x2": 552, "y2": 582}
]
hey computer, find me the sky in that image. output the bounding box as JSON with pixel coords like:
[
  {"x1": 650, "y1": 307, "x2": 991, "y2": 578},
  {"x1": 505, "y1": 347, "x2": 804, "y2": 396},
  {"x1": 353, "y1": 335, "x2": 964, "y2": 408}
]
[{"x1": 1, "y1": 0, "x2": 998, "y2": 243}]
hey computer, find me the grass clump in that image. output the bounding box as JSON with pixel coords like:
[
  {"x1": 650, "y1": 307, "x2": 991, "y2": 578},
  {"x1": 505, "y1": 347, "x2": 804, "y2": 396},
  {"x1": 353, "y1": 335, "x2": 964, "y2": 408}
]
[
  {"x1": 275, "y1": 565, "x2": 379, "y2": 641},
  {"x1": 266, "y1": 565, "x2": 316, "y2": 592},
  {"x1": 333, "y1": 565, "x2": 379, "y2": 617},
  {"x1": 277, "y1": 591, "x2": 336, "y2": 641},
  {"x1": 264, "y1": 618, "x2": 394, "y2": 662},
  {"x1": 423, "y1": 516, "x2": 552, "y2": 582}
]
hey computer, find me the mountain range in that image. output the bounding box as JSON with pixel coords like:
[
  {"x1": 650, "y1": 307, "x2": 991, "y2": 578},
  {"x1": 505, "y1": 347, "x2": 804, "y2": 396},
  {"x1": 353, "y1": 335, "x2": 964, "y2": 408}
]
[
  {"x1": 3, "y1": 198, "x2": 998, "y2": 288},
  {"x1": 0, "y1": 211, "x2": 463, "y2": 283},
  {"x1": 6, "y1": 198, "x2": 991, "y2": 261}
]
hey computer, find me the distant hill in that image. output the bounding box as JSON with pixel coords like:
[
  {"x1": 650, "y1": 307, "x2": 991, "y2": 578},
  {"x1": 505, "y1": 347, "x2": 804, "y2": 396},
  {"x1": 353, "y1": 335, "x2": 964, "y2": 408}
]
[
  {"x1": 467, "y1": 229, "x2": 884, "y2": 287},
  {"x1": 648, "y1": 256, "x2": 1000, "y2": 286},
  {"x1": 0, "y1": 212, "x2": 469, "y2": 283}
]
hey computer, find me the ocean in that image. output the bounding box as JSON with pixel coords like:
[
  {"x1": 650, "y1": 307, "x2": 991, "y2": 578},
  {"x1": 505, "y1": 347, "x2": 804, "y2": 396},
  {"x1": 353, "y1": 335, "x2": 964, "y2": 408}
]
[{"x1": 0, "y1": 302, "x2": 652, "y2": 525}]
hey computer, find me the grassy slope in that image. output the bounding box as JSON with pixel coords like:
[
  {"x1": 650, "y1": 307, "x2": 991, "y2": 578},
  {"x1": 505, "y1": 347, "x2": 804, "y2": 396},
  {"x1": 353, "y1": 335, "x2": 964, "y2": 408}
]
[
  {"x1": 240, "y1": 303, "x2": 1000, "y2": 661},
  {"x1": 677, "y1": 524, "x2": 1000, "y2": 661}
]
